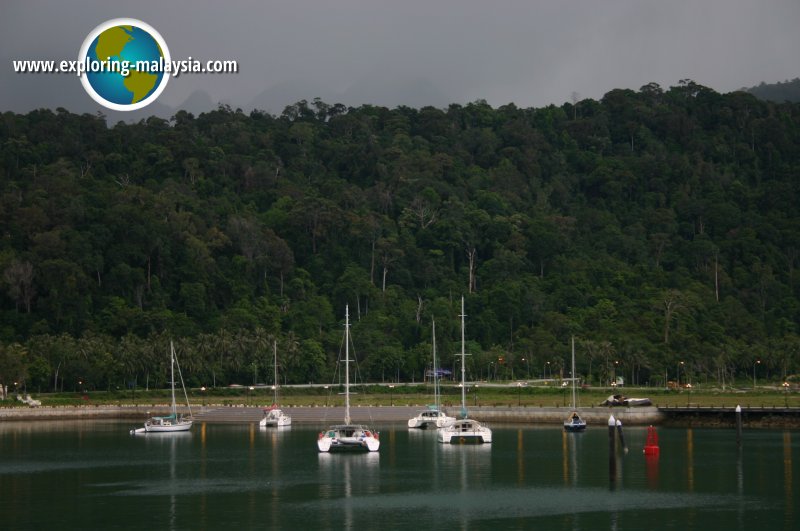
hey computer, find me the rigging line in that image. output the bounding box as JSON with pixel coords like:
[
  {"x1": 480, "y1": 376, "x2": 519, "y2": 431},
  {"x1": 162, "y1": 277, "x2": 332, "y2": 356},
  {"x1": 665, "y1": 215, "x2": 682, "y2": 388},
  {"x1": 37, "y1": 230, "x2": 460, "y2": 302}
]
[
  {"x1": 346, "y1": 318, "x2": 375, "y2": 425},
  {"x1": 173, "y1": 344, "x2": 192, "y2": 418}
]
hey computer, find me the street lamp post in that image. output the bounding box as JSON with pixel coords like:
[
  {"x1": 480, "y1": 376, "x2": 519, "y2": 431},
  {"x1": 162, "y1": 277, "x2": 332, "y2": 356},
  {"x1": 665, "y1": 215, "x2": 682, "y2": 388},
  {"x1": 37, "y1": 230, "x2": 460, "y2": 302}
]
[
  {"x1": 201, "y1": 386, "x2": 206, "y2": 407},
  {"x1": 517, "y1": 382, "x2": 522, "y2": 406},
  {"x1": 753, "y1": 360, "x2": 761, "y2": 390},
  {"x1": 783, "y1": 381, "x2": 790, "y2": 407},
  {"x1": 389, "y1": 384, "x2": 395, "y2": 406},
  {"x1": 678, "y1": 361, "x2": 684, "y2": 388},
  {"x1": 248, "y1": 386, "x2": 254, "y2": 406},
  {"x1": 324, "y1": 385, "x2": 330, "y2": 407}
]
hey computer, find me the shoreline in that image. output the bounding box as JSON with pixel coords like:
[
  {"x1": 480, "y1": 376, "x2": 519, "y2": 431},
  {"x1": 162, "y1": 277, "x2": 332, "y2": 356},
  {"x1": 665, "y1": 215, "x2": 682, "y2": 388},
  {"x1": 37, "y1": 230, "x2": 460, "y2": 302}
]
[{"x1": 2, "y1": 404, "x2": 799, "y2": 428}]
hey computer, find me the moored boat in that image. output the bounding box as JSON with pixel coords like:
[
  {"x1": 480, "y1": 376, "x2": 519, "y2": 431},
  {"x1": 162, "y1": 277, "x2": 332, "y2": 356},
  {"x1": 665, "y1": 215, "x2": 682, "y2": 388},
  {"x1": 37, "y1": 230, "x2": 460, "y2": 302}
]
[
  {"x1": 317, "y1": 306, "x2": 379, "y2": 452},
  {"x1": 437, "y1": 297, "x2": 491, "y2": 445},
  {"x1": 131, "y1": 341, "x2": 192, "y2": 434}
]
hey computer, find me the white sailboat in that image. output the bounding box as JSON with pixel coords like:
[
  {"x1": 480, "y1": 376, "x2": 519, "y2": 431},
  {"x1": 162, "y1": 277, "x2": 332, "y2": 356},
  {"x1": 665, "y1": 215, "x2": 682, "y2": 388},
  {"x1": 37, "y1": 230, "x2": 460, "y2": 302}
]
[
  {"x1": 260, "y1": 340, "x2": 291, "y2": 428},
  {"x1": 563, "y1": 336, "x2": 587, "y2": 432},
  {"x1": 409, "y1": 318, "x2": 456, "y2": 429},
  {"x1": 131, "y1": 341, "x2": 193, "y2": 434},
  {"x1": 437, "y1": 297, "x2": 492, "y2": 444},
  {"x1": 317, "y1": 305, "x2": 380, "y2": 452}
]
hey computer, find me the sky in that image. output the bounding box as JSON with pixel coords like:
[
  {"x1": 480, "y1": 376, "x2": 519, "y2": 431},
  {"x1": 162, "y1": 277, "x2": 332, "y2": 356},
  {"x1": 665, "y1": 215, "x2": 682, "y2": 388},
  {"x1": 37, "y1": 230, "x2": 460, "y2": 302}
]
[{"x1": 1, "y1": 0, "x2": 799, "y2": 119}]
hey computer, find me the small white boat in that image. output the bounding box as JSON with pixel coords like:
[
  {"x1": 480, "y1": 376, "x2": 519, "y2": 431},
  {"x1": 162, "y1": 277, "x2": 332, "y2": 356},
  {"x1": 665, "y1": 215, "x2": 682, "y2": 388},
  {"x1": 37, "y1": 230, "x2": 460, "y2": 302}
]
[
  {"x1": 438, "y1": 418, "x2": 493, "y2": 444},
  {"x1": 261, "y1": 406, "x2": 292, "y2": 427},
  {"x1": 564, "y1": 336, "x2": 586, "y2": 432},
  {"x1": 437, "y1": 297, "x2": 491, "y2": 445},
  {"x1": 260, "y1": 340, "x2": 292, "y2": 428},
  {"x1": 409, "y1": 319, "x2": 455, "y2": 429},
  {"x1": 317, "y1": 306, "x2": 379, "y2": 452},
  {"x1": 317, "y1": 424, "x2": 380, "y2": 452},
  {"x1": 131, "y1": 341, "x2": 192, "y2": 434},
  {"x1": 408, "y1": 407, "x2": 456, "y2": 429}
]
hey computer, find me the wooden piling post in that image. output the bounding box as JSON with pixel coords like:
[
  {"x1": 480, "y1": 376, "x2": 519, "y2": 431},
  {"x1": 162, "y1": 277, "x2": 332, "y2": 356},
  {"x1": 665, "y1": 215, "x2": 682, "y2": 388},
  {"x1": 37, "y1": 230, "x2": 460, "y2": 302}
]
[
  {"x1": 616, "y1": 418, "x2": 628, "y2": 453},
  {"x1": 736, "y1": 405, "x2": 742, "y2": 446},
  {"x1": 608, "y1": 414, "x2": 617, "y2": 484}
]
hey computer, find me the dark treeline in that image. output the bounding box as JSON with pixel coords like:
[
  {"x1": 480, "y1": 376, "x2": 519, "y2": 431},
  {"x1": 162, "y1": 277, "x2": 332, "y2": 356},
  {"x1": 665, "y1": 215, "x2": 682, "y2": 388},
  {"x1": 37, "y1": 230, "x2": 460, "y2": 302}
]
[{"x1": 2, "y1": 79, "x2": 799, "y2": 394}]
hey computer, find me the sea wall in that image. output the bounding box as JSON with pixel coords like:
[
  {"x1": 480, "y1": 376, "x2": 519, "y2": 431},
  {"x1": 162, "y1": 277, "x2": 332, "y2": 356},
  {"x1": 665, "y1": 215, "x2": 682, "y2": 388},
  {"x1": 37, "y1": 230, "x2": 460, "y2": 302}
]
[
  {"x1": 452, "y1": 406, "x2": 664, "y2": 426},
  {"x1": 0, "y1": 405, "x2": 170, "y2": 421}
]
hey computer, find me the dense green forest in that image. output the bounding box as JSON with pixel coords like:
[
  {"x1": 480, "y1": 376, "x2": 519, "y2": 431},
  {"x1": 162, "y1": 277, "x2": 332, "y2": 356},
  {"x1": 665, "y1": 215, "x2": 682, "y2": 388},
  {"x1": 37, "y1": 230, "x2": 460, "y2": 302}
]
[{"x1": 2, "y1": 79, "x2": 799, "y2": 394}]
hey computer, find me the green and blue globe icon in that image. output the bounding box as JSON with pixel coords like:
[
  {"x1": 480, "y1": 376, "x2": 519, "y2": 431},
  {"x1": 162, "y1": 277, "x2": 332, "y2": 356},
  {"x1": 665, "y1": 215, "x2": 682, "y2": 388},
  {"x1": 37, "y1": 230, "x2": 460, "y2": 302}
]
[{"x1": 79, "y1": 18, "x2": 170, "y2": 111}]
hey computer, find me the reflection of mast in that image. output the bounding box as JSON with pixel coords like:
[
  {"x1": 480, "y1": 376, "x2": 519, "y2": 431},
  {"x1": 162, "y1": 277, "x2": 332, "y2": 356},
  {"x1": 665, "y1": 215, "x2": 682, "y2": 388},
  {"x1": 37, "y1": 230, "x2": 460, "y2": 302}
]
[
  {"x1": 344, "y1": 458, "x2": 353, "y2": 529},
  {"x1": 271, "y1": 429, "x2": 279, "y2": 530},
  {"x1": 562, "y1": 431, "x2": 568, "y2": 486},
  {"x1": 517, "y1": 429, "x2": 524, "y2": 485},
  {"x1": 169, "y1": 436, "x2": 177, "y2": 529},
  {"x1": 785, "y1": 432, "x2": 793, "y2": 523},
  {"x1": 686, "y1": 428, "x2": 694, "y2": 492},
  {"x1": 562, "y1": 430, "x2": 579, "y2": 486}
]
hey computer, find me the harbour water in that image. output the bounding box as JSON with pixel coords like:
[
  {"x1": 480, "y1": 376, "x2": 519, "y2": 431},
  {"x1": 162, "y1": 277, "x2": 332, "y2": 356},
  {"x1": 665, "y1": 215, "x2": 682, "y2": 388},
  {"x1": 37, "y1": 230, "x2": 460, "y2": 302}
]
[{"x1": 0, "y1": 420, "x2": 796, "y2": 530}]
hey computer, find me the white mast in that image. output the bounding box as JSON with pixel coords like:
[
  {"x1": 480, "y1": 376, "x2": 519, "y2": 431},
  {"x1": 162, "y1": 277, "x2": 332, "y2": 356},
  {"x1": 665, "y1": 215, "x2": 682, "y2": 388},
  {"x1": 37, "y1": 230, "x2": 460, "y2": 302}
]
[
  {"x1": 345, "y1": 305, "x2": 351, "y2": 425},
  {"x1": 460, "y1": 297, "x2": 468, "y2": 418},
  {"x1": 432, "y1": 318, "x2": 438, "y2": 409},
  {"x1": 273, "y1": 339, "x2": 278, "y2": 405},
  {"x1": 571, "y1": 336, "x2": 576, "y2": 409},
  {"x1": 170, "y1": 341, "x2": 177, "y2": 417}
]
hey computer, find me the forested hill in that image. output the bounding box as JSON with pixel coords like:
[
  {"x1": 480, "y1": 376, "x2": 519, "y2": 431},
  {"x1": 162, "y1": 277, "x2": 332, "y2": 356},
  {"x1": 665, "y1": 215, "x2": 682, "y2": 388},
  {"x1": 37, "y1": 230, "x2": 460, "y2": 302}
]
[
  {"x1": 745, "y1": 78, "x2": 800, "y2": 103},
  {"x1": 1, "y1": 79, "x2": 799, "y2": 393}
]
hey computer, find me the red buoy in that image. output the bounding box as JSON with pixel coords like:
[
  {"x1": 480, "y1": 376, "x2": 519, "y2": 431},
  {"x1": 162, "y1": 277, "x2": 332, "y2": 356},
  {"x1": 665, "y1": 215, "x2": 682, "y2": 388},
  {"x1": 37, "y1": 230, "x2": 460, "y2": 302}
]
[{"x1": 644, "y1": 425, "x2": 660, "y2": 456}]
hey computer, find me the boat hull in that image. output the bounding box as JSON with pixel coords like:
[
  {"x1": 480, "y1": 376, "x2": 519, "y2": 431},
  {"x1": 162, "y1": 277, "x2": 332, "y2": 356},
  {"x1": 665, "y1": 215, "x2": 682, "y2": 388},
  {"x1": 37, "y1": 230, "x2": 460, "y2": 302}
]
[
  {"x1": 563, "y1": 421, "x2": 587, "y2": 432},
  {"x1": 260, "y1": 409, "x2": 292, "y2": 428},
  {"x1": 144, "y1": 422, "x2": 193, "y2": 433},
  {"x1": 407, "y1": 410, "x2": 456, "y2": 429},
  {"x1": 131, "y1": 420, "x2": 193, "y2": 434},
  {"x1": 437, "y1": 420, "x2": 492, "y2": 444},
  {"x1": 564, "y1": 411, "x2": 587, "y2": 432},
  {"x1": 317, "y1": 425, "x2": 380, "y2": 452}
]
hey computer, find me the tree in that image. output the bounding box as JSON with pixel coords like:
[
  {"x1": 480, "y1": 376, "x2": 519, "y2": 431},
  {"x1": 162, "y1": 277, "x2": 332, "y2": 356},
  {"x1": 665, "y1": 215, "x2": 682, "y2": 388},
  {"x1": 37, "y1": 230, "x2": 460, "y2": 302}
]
[
  {"x1": 3, "y1": 260, "x2": 35, "y2": 313},
  {"x1": 0, "y1": 343, "x2": 27, "y2": 397}
]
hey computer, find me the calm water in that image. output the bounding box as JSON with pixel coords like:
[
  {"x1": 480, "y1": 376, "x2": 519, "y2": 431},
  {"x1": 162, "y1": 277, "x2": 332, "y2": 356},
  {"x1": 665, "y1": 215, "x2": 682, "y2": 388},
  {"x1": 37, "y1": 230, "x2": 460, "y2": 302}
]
[{"x1": 0, "y1": 420, "x2": 796, "y2": 530}]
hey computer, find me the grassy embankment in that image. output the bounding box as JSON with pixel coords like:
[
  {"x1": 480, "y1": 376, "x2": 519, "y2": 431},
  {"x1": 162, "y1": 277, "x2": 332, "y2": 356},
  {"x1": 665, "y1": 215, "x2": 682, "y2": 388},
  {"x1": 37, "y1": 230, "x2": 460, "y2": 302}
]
[{"x1": 2, "y1": 382, "x2": 797, "y2": 409}]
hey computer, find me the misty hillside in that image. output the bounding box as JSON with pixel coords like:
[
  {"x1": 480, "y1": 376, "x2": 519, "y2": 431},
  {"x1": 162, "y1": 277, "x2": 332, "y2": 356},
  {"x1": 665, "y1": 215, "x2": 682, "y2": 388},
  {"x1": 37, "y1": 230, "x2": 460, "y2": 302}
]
[{"x1": 744, "y1": 78, "x2": 800, "y2": 103}]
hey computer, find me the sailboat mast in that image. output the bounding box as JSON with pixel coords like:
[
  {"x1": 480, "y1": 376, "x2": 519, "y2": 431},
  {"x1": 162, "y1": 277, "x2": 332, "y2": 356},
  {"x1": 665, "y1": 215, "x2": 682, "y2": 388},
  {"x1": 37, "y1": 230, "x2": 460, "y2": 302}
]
[
  {"x1": 571, "y1": 336, "x2": 576, "y2": 409},
  {"x1": 273, "y1": 340, "x2": 278, "y2": 405},
  {"x1": 460, "y1": 297, "x2": 466, "y2": 414},
  {"x1": 345, "y1": 305, "x2": 351, "y2": 425},
  {"x1": 170, "y1": 341, "x2": 177, "y2": 417},
  {"x1": 432, "y1": 318, "x2": 438, "y2": 409}
]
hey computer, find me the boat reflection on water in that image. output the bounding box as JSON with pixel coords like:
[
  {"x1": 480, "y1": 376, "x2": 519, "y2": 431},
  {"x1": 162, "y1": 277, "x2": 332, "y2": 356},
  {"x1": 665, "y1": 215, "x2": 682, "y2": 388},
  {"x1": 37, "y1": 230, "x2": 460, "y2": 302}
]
[
  {"x1": 561, "y1": 430, "x2": 581, "y2": 487},
  {"x1": 438, "y1": 439, "x2": 491, "y2": 528},
  {"x1": 785, "y1": 432, "x2": 793, "y2": 525},
  {"x1": 140, "y1": 429, "x2": 192, "y2": 446},
  {"x1": 317, "y1": 451, "x2": 380, "y2": 529},
  {"x1": 438, "y1": 441, "x2": 492, "y2": 488}
]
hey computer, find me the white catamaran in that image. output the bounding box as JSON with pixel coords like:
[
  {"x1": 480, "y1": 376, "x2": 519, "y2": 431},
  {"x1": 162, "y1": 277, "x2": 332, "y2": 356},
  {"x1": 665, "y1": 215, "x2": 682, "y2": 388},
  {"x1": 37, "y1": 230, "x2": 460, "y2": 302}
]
[
  {"x1": 317, "y1": 305, "x2": 380, "y2": 452},
  {"x1": 408, "y1": 318, "x2": 456, "y2": 429},
  {"x1": 131, "y1": 341, "x2": 193, "y2": 434},
  {"x1": 437, "y1": 297, "x2": 492, "y2": 444},
  {"x1": 260, "y1": 340, "x2": 292, "y2": 428},
  {"x1": 563, "y1": 336, "x2": 587, "y2": 432}
]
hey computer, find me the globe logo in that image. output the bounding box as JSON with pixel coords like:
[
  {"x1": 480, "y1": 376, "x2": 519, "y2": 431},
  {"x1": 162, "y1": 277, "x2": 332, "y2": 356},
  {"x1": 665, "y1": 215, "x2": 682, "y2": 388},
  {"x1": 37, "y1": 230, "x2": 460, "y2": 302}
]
[{"x1": 78, "y1": 18, "x2": 170, "y2": 111}]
